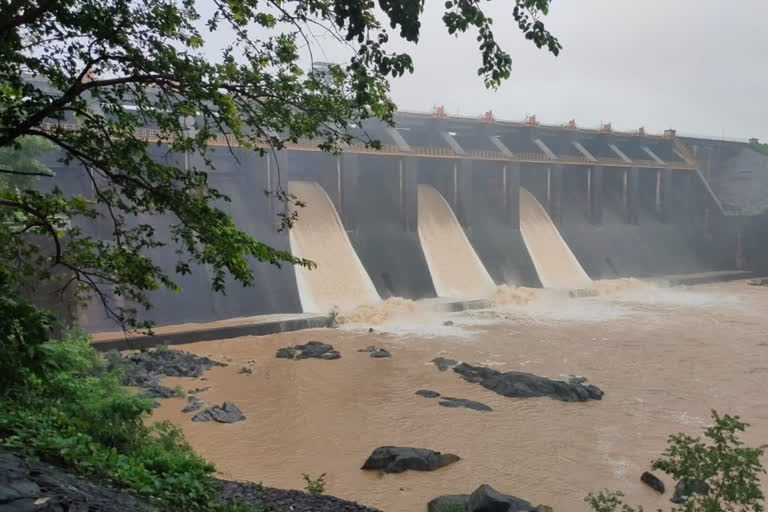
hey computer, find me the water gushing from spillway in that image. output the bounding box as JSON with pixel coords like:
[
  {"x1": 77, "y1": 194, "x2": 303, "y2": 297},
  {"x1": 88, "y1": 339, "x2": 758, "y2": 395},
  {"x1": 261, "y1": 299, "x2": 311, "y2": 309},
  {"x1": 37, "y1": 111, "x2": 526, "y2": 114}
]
[
  {"x1": 519, "y1": 187, "x2": 592, "y2": 289},
  {"x1": 417, "y1": 184, "x2": 496, "y2": 298},
  {"x1": 287, "y1": 180, "x2": 380, "y2": 313}
]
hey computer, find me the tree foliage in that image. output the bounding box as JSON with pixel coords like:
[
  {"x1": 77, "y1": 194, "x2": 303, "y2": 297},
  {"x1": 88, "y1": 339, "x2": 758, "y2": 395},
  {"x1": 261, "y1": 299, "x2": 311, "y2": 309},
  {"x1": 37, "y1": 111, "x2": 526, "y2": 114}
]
[
  {"x1": 0, "y1": 0, "x2": 560, "y2": 329},
  {"x1": 585, "y1": 411, "x2": 766, "y2": 512}
]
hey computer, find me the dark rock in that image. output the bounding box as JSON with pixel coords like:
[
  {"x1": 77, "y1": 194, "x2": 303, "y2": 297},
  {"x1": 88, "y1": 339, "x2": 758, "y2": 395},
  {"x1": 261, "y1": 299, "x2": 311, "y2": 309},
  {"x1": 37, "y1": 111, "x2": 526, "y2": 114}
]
[
  {"x1": 116, "y1": 349, "x2": 224, "y2": 385},
  {"x1": 415, "y1": 390, "x2": 441, "y2": 399},
  {"x1": 0, "y1": 450, "x2": 149, "y2": 512},
  {"x1": 641, "y1": 471, "x2": 665, "y2": 494},
  {"x1": 191, "y1": 402, "x2": 245, "y2": 423},
  {"x1": 188, "y1": 386, "x2": 211, "y2": 395},
  {"x1": 361, "y1": 447, "x2": 460, "y2": 474},
  {"x1": 182, "y1": 396, "x2": 204, "y2": 413},
  {"x1": 427, "y1": 494, "x2": 469, "y2": 512},
  {"x1": 568, "y1": 375, "x2": 587, "y2": 385},
  {"x1": 443, "y1": 320, "x2": 454, "y2": 326},
  {"x1": 467, "y1": 484, "x2": 537, "y2": 512},
  {"x1": 238, "y1": 367, "x2": 253, "y2": 375},
  {"x1": 439, "y1": 397, "x2": 492, "y2": 412},
  {"x1": 276, "y1": 347, "x2": 297, "y2": 359},
  {"x1": 535, "y1": 506, "x2": 554, "y2": 512},
  {"x1": 297, "y1": 341, "x2": 335, "y2": 359},
  {"x1": 140, "y1": 382, "x2": 175, "y2": 399},
  {"x1": 218, "y1": 480, "x2": 380, "y2": 512},
  {"x1": 0, "y1": 453, "x2": 40, "y2": 503},
  {"x1": 432, "y1": 357, "x2": 459, "y2": 372},
  {"x1": 453, "y1": 363, "x2": 603, "y2": 402},
  {"x1": 277, "y1": 341, "x2": 341, "y2": 360},
  {"x1": 670, "y1": 479, "x2": 709, "y2": 504},
  {"x1": 368, "y1": 328, "x2": 375, "y2": 333},
  {"x1": 370, "y1": 350, "x2": 391, "y2": 358}
]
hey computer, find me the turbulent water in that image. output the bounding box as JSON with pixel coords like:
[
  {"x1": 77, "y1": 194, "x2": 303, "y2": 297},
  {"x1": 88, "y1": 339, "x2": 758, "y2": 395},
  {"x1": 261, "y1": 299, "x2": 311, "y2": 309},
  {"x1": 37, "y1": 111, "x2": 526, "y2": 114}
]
[
  {"x1": 519, "y1": 187, "x2": 592, "y2": 289},
  {"x1": 287, "y1": 181, "x2": 380, "y2": 313},
  {"x1": 154, "y1": 281, "x2": 768, "y2": 512},
  {"x1": 417, "y1": 184, "x2": 496, "y2": 298}
]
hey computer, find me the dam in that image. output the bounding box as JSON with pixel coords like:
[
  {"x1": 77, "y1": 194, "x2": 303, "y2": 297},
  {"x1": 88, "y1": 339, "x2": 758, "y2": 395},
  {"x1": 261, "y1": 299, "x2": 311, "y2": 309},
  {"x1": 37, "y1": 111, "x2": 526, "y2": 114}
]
[{"x1": 58, "y1": 112, "x2": 768, "y2": 330}]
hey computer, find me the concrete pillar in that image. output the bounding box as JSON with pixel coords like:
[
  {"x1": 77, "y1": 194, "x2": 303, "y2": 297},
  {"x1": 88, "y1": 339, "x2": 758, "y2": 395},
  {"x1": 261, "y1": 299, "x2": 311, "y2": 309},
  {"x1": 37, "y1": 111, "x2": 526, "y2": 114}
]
[
  {"x1": 627, "y1": 167, "x2": 639, "y2": 224},
  {"x1": 589, "y1": 166, "x2": 603, "y2": 224},
  {"x1": 656, "y1": 169, "x2": 672, "y2": 222},
  {"x1": 402, "y1": 157, "x2": 419, "y2": 232},
  {"x1": 505, "y1": 162, "x2": 520, "y2": 228},
  {"x1": 549, "y1": 165, "x2": 563, "y2": 224},
  {"x1": 340, "y1": 153, "x2": 359, "y2": 232},
  {"x1": 456, "y1": 159, "x2": 473, "y2": 229}
]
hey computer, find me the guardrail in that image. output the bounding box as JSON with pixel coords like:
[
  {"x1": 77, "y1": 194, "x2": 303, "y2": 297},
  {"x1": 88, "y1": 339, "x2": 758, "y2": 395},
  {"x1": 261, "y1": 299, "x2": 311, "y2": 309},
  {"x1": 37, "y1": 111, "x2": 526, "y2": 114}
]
[{"x1": 40, "y1": 121, "x2": 696, "y2": 171}]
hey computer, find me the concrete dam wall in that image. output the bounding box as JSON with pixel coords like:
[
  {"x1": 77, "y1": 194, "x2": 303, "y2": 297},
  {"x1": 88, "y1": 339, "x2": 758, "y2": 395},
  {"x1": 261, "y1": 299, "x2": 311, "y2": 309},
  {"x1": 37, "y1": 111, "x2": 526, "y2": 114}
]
[{"x1": 58, "y1": 114, "x2": 767, "y2": 331}]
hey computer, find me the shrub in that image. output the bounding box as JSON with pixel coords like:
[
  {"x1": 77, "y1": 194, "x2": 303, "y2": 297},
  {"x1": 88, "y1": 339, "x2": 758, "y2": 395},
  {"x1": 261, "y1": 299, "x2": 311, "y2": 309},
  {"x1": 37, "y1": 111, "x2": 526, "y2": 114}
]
[
  {"x1": 302, "y1": 472, "x2": 327, "y2": 495},
  {"x1": 585, "y1": 410, "x2": 766, "y2": 512}
]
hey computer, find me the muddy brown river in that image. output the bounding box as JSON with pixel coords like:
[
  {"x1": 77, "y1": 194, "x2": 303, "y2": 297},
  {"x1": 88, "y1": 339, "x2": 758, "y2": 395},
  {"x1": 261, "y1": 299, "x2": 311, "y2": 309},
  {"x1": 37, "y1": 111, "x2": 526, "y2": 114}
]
[{"x1": 152, "y1": 281, "x2": 768, "y2": 511}]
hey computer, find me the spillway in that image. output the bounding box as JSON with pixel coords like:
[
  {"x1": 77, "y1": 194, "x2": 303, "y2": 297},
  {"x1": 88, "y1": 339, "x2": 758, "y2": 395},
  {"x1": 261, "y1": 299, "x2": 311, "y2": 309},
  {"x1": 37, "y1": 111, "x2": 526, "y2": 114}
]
[
  {"x1": 519, "y1": 187, "x2": 592, "y2": 289},
  {"x1": 417, "y1": 184, "x2": 496, "y2": 298},
  {"x1": 287, "y1": 181, "x2": 380, "y2": 313}
]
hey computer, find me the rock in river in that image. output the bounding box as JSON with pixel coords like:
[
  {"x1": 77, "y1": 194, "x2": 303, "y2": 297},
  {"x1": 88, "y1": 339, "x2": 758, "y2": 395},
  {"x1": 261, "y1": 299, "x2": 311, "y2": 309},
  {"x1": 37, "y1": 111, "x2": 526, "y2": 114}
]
[
  {"x1": 415, "y1": 389, "x2": 441, "y2": 399},
  {"x1": 191, "y1": 402, "x2": 245, "y2": 423},
  {"x1": 429, "y1": 484, "x2": 549, "y2": 512},
  {"x1": 431, "y1": 357, "x2": 459, "y2": 371},
  {"x1": 453, "y1": 362, "x2": 603, "y2": 402},
  {"x1": 670, "y1": 479, "x2": 709, "y2": 504},
  {"x1": 468, "y1": 484, "x2": 539, "y2": 511},
  {"x1": 641, "y1": 471, "x2": 665, "y2": 493},
  {"x1": 427, "y1": 494, "x2": 469, "y2": 512},
  {"x1": 439, "y1": 397, "x2": 492, "y2": 412},
  {"x1": 182, "y1": 395, "x2": 204, "y2": 413},
  {"x1": 358, "y1": 346, "x2": 391, "y2": 358},
  {"x1": 361, "y1": 447, "x2": 460, "y2": 474},
  {"x1": 276, "y1": 341, "x2": 341, "y2": 360}
]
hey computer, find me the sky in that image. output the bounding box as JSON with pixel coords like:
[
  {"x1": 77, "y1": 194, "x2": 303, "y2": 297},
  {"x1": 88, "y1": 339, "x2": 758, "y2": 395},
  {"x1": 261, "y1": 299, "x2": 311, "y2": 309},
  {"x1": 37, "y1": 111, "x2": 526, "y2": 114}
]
[{"x1": 374, "y1": 0, "x2": 768, "y2": 142}]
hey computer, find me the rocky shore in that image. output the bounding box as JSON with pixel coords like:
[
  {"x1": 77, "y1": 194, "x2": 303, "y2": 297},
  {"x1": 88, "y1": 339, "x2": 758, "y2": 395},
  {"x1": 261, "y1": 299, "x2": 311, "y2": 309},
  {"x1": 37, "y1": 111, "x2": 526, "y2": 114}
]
[{"x1": 0, "y1": 450, "x2": 381, "y2": 512}]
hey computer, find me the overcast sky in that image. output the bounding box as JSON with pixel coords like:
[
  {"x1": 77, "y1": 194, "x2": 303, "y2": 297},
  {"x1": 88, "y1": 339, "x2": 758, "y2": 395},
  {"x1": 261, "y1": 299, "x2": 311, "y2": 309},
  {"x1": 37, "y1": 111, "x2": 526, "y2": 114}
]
[{"x1": 376, "y1": 0, "x2": 768, "y2": 142}]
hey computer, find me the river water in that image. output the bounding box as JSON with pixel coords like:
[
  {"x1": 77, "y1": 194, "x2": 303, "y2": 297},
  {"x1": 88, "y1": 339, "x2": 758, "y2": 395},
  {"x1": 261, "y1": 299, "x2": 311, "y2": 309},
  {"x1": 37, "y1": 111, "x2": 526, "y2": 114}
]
[{"x1": 153, "y1": 281, "x2": 768, "y2": 511}]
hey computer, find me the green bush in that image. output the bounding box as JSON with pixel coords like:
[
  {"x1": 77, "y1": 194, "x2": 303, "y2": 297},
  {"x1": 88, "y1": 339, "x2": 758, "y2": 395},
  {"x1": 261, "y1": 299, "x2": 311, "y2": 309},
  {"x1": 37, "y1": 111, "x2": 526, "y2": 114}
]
[
  {"x1": 585, "y1": 410, "x2": 766, "y2": 512},
  {"x1": 0, "y1": 311, "x2": 263, "y2": 511},
  {"x1": 0, "y1": 289, "x2": 56, "y2": 392},
  {"x1": 302, "y1": 472, "x2": 327, "y2": 495}
]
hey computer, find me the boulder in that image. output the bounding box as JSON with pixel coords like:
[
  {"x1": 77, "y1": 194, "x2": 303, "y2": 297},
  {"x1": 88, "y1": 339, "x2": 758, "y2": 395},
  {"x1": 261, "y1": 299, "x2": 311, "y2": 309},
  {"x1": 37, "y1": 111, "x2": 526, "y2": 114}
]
[
  {"x1": 0, "y1": 452, "x2": 40, "y2": 504},
  {"x1": 415, "y1": 390, "x2": 441, "y2": 399},
  {"x1": 191, "y1": 402, "x2": 245, "y2": 423},
  {"x1": 182, "y1": 396, "x2": 204, "y2": 413},
  {"x1": 277, "y1": 341, "x2": 341, "y2": 360},
  {"x1": 432, "y1": 357, "x2": 459, "y2": 372},
  {"x1": 670, "y1": 479, "x2": 709, "y2": 504},
  {"x1": 453, "y1": 363, "x2": 603, "y2": 402},
  {"x1": 443, "y1": 320, "x2": 454, "y2": 326},
  {"x1": 439, "y1": 397, "x2": 492, "y2": 412},
  {"x1": 140, "y1": 382, "x2": 175, "y2": 399},
  {"x1": 358, "y1": 346, "x2": 391, "y2": 358},
  {"x1": 238, "y1": 367, "x2": 253, "y2": 375},
  {"x1": 640, "y1": 471, "x2": 665, "y2": 494},
  {"x1": 467, "y1": 484, "x2": 537, "y2": 512},
  {"x1": 360, "y1": 447, "x2": 460, "y2": 474},
  {"x1": 427, "y1": 494, "x2": 469, "y2": 512}
]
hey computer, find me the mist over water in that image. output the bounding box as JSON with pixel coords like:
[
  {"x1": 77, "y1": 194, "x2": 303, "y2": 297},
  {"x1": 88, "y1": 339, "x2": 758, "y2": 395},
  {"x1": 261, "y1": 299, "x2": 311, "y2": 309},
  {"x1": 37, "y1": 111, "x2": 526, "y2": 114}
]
[
  {"x1": 287, "y1": 181, "x2": 380, "y2": 313},
  {"x1": 417, "y1": 184, "x2": 497, "y2": 298},
  {"x1": 519, "y1": 187, "x2": 592, "y2": 289}
]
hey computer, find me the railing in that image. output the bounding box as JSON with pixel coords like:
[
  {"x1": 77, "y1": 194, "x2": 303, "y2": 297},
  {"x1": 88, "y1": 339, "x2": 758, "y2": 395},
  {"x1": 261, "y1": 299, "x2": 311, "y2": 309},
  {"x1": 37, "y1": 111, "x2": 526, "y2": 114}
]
[{"x1": 39, "y1": 121, "x2": 696, "y2": 170}]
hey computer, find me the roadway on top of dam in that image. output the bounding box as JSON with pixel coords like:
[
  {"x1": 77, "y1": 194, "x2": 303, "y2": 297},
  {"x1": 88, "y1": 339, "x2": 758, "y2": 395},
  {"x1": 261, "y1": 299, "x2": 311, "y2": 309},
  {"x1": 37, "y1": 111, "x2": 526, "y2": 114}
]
[{"x1": 42, "y1": 120, "x2": 698, "y2": 171}]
